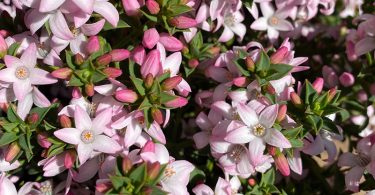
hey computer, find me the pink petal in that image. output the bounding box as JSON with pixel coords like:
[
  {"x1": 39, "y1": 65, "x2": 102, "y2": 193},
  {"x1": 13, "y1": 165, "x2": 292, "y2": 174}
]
[
  {"x1": 267, "y1": 28, "x2": 279, "y2": 41},
  {"x1": 237, "y1": 103, "x2": 259, "y2": 127},
  {"x1": 248, "y1": 138, "x2": 265, "y2": 166},
  {"x1": 218, "y1": 27, "x2": 234, "y2": 42},
  {"x1": 355, "y1": 37, "x2": 375, "y2": 56},
  {"x1": 259, "y1": 104, "x2": 278, "y2": 128},
  {"x1": 93, "y1": 1, "x2": 119, "y2": 27},
  {"x1": 72, "y1": 157, "x2": 99, "y2": 183},
  {"x1": 147, "y1": 123, "x2": 166, "y2": 144},
  {"x1": 264, "y1": 128, "x2": 291, "y2": 148},
  {"x1": 77, "y1": 143, "x2": 93, "y2": 164},
  {"x1": 54, "y1": 128, "x2": 81, "y2": 145},
  {"x1": 17, "y1": 93, "x2": 33, "y2": 120},
  {"x1": 338, "y1": 153, "x2": 358, "y2": 167},
  {"x1": 345, "y1": 166, "x2": 365, "y2": 192},
  {"x1": 193, "y1": 131, "x2": 209, "y2": 149},
  {"x1": 70, "y1": 33, "x2": 87, "y2": 55},
  {"x1": 4, "y1": 55, "x2": 23, "y2": 68},
  {"x1": 124, "y1": 121, "x2": 142, "y2": 147},
  {"x1": 81, "y1": 19, "x2": 105, "y2": 36},
  {"x1": 163, "y1": 52, "x2": 182, "y2": 76},
  {"x1": 72, "y1": 0, "x2": 94, "y2": 13},
  {"x1": 302, "y1": 135, "x2": 324, "y2": 155},
  {"x1": 92, "y1": 108, "x2": 112, "y2": 134},
  {"x1": 230, "y1": 23, "x2": 246, "y2": 41},
  {"x1": 74, "y1": 105, "x2": 92, "y2": 131},
  {"x1": 93, "y1": 135, "x2": 121, "y2": 154},
  {"x1": 13, "y1": 79, "x2": 32, "y2": 101},
  {"x1": 250, "y1": 17, "x2": 268, "y2": 31},
  {"x1": 225, "y1": 124, "x2": 254, "y2": 144},
  {"x1": 237, "y1": 152, "x2": 255, "y2": 174},
  {"x1": 30, "y1": 68, "x2": 57, "y2": 85},
  {"x1": 288, "y1": 151, "x2": 303, "y2": 175},
  {"x1": 39, "y1": 0, "x2": 65, "y2": 12},
  {"x1": 32, "y1": 87, "x2": 51, "y2": 107},
  {"x1": 0, "y1": 68, "x2": 17, "y2": 83},
  {"x1": 272, "y1": 19, "x2": 294, "y2": 31},
  {"x1": 195, "y1": 112, "x2": 211, "y2": 130},
  {"x1": 49, "y1": 11, "x2": 74, "y2": 40},
  {"x1": 260, "y1": 2, "x2": 275, "y2": 18},
  {"x1": 24, "y1": 10, "x2": 51, "y2": 34},
  {"x1": 0, "y1": 176, "x2": 17, "y2": 195},
  {"x1": 20, "y1": 43, "x2": 37, "y2": 68}
]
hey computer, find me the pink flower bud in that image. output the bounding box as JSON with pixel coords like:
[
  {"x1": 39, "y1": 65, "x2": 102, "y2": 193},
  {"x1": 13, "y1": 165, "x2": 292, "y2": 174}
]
[
  {"x1": 339, "y1": 72, "x2": 355, "y2": 87},
  {"x1": 96, "y1": 182, "x2": 112, "y2": 193},
  {"x1": 327, "y1": 88, "x2": 337, "y2": 102},
  {"x1": 146, "y1": 0, "x2": 160, "y2": 14},
  {"x1": 159, "y1": 33, "x2": 184, "y2": 51},
  {"x1": 277, "y1": 104, "x2": 287, "y2": 122},
  {"x1": 312, "y1": 77, "x2": 324, "y2": 93},
  {"x1": 0, "y1": 35, "x2": 7, "y2": 58},
  {"x1": 122, "y1": 156, "x2": 133, "y2": 173},
  {"x1": 248, "y1": 178, "x2": 256, "y2": 186},
  {"x1": 141, "y1": 49, "x2": 161, "y2": 78},
  {"x1": 267, "y1": 145, "x2": 276, "y2": 156},
  {"x1": 86, "y1": 36, "x2": 100, "y2": 54},
  {"x1": 164, "y1": 96, "x2": 188, "y2": 108},
  {"x1": 72, "y1": 87, "x2": 82, "y2": 99},
  {"x1": 103, "y1": 67, "x2": 122, "y2": 78},
  {"x1": 162, "y1": 76, "x2": 182, "y2": 91},
  {"x1": 64, "y1": 150, "x2": 76, "y2": 169},
  {"x1": 27, "y1": 113, "x2": 39, "y2": 124},
  {"x1": 5, "y1": 142, "x2": 20, "y2": 162},
  {"x1": 270, "y1": 46, "x2": 288, "y2": 64},
  {"x1": 357, "y1": 90, "x2": 368, "y2": 102},
  {"x1": 169, "y1": 16, "x2": 197, "y2": 28},
  {"x1": 74, "y1": 53, "x2": 85, "y2": 65},
  {"x1": 246, "y1": 56, "x2": 255, "y2": 72},
  {"x1": 37, "y1": 133, "x2": 52, "y2": 149},
  {"x1": 290, "y1": 92, "x2": 302, "y2": 106},
  {"x1": 110, "y1": 49, "x2": 130, "y2": 62},
  {"x1": 144, "y1": 73, "x2": 154, "y2": 89},
  {"x1": 274, "y1": 153, "x2": 290, "y2": 176},
  {"x1": 147, "y1": 162, "x2": 161, "y2": 180},
  {"x1": 85, "y1": 83, "x2": 95, "y2": 97},
  {"x1": 59, "y1": 115, "x2": 72, "y2": 128},
  {"x1": 122, "y1": 0, "x2": 140, "y2": 16},
  {"x1": 188, "y1": 59, "x2": 199, "y2": 68},
  {"x1": 151, "y1": 107, "x2": 163, "y2": 125},
  {"x1": 131, "y1": 45, "x2": 146, "y2": 65},
  {"x1": 115, "y1": 89, "x2": 138, "y2": 103},
  {"x1": 96, "y1": 54, "x2": 112, "y2": 66},
  {"x1": 51, "y1": 68, "x2": 73, "y2": 79},
  {"x1": 142, "y1": 28, "x2": 160, "y2": 49},
  {"x1": 233, "y1": 77, "x2": 249, "y2": 87}
]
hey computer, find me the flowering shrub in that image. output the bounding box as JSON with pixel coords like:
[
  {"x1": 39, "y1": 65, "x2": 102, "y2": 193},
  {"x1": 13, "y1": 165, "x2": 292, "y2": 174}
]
[{"x1": 0, "y1": 0, "x2": 374, "y2": 194}]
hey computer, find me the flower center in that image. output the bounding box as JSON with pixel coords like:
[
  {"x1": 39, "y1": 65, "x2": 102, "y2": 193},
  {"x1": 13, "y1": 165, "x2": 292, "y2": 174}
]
[
  {"x1": 164, "y1": 166, "x2": 176, "y2": 178},
  {"x1": 228, "y1": 144, "x2": 246, "y2": 163},
  {"x1": 268, "y1": 16, "x2": 279, "y2": 26},
  {"x1": 80, "y1": 130, "x2": 95, "y2": 143},
  {"x1": 39, "y1": 181, "x2": 52, "y2": 195},
  {"x1": 69, "y1": 25, "x2": 81, "y2": 37},
  {"x1": 117, "y1": 128, "x2": 126, "y2": 136},
  {"x1": 15, "y1": 66, "x2": 30, "y2": 80},
  {"x1": 253, "y1": 124, "x2": 266, "y2": 137},
  {"x1": 224, "y1": 14, "x2": 236, "y2": 27}
]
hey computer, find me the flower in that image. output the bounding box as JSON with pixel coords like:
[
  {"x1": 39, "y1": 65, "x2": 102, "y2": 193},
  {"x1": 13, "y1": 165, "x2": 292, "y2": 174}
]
[
  {"x1": 0, "y1": 43, "x2": 57, "y2": 101},
  {"x1": 54, "y1": 106, "x2": 121, "y2": 164}
]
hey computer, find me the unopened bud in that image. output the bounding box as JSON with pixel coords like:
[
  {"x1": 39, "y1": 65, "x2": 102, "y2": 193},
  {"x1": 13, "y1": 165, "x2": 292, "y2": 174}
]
[
  {"x1": 37, "y1": 133, "x2": 52, "y2": 149},
  {"x1": 110, "y1": 49, "x2": 130, "y2": 62},
  {"x1": 115, "y1": 89, "x2": 138, "y2": 103},
  {"x1": 64, "y1": 150, "x2": 76, "y2": 169},
  {"x1": 339, "y1": 72, "x2": 355, "y2": 87},
  {"x1": 0, "y1": 103, "x2": 9, "y2": 112},
  {"x1": 51, "y1": 68, "x2": 72, "y2": 79},
  {"x1": 233, "y1": 77, "x2": 249, "y2": 87},
  {"x1": 246, "y1": 56, "x2": 255, "y2": 72},
  {"x1": 96, "y1": 54, "x2": 112, "y2": 67},
  {"x1": 327, "y1": 88, "x2": 337, "y2": 102},
  {"x1": 290, "y1": 92, "x2": 302, "y2": 106},
  {"x1": 103, "y1": 67, "x2": 122, "y2": 78},
  {"x1": 248, "y1": 178, "x2": 256, "y2": 186},
  {"x1": 208, "y1": 47, "x2": 220, "y2": 56},
  {"x1": 86, "y1": 36, "x2": 100, "y2": 54},
  {"x1": 267, "y1": 145, "x2": 276, "y2": 156},
  {"x1": 146, "y1": 0, "x2": 160, "y2": 14},
  {"x1": 265, "y1": 84, "x2": 276, "y2": 95},
  {"x1": 188, "y1": 59, "x2": 199, "y2": 68},
  {"x1": 164, "y1": 96, "x2": 188, "y2": 108},
  {"x1": 274, "y1": 153, "x2": 290, "y2": 176},
  {"x1": 0, "y1": 30, "x2": 10, "y2": 38},
  {"x1": 85, "y1": 83, "x2": 95, "y2": 97},
  {"x1": 270, "y1": 46, "x2": 288, "y2": 64},
  {"x1": 169, "y1": 16, "x2": 197, "y2": 28},
  {"x1": 96, "y1": 182, "x2": 112, "y2": 193},
  {"x1": 72, "y1": 87, "x2": 82, "y2": 99},
  {"x1": 74, "y1": 53, "x2": 85, "y2": 65},
  {"x1": 59, "y1": 114, "x2": 72, "y2": 128},
  {"x1": 145, "y1": 73, "x2": 154, "y2": 89},
  {"x1": 131, "y1": 45, "x2": 146, "y2": 65},
  {"x1": 151, "y1": 107, "x2": 163, "y2": 125},
  {"x1": 277, "y1": 104, "x2": 287, "y2": 122},
  {"x1": 122, "y1": 156, "x2": 133, "y2": 173},
  {"x1": 5, "y1": 142, "x2": 21, "y2": 162},
  {"x1": 162, "y1": 76, "x2": 182, "y2": 91},
  {"x1": 147, "y1": 162, "x2": 161, "y2": 180},
  {"x1": 27, "y1": 112, "x2": 39, "y2": 124},
  {"x1": 312, "y1": 77, "x2": 324, "y2": 93}
]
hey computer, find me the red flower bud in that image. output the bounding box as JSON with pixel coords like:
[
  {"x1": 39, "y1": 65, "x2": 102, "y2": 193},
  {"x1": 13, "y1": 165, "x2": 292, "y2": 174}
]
[
  {"x1": 122, "y1": 156, "x2": 133, "y2": 173},
  {"x1": 270, "y1": 46, "x2": 288, "y2": 64},
  {"x1": 5, "y1": 142, "x2": 20, "y2": 162},
  {"x1": 64, "y1": 150, "x2": 76, "y2": 169},
  {"x1": 59, "y1": 114, "x2": 72, "y2": 128},
  {"x1": 162, "y1": 76, "x2": 182, "y2": 91},
  {"x1": 151, "y1": 107, "x2": 163, "y2": 125},
  {"x1": 290, "y1": 92, "x2": 302, "y2": 106},
  {"x1": 115, "y1": 89, "x2": 138, "y2": 103},
  {"x1": 51, "y1": 68, "x2": 73, "y2": 79},
  {"x1": 312, "y1": 77, "x2": 324, "y2": 93},
  {"x1": 169, "y1": 16, "x2": 197, "y2": 28},
  {"x1": 103, "y1": 67, "x2": 122, "y2": 78},
  {"x1": 276, "y1": 104, "x2": 287, "y2": 122},
  {"x1": 37, "y1": 133, "x2": 52, "y2": 149},
  {"x1": 85, "y1": 83, "x2": 95, "y2": 97},
  {"x1": 146, "y1": 0, "x2": 160, "y2": 14},
  {"x1": 274, "y1": 153, "x2": 290, "y2": 176},
  {"x1": 144, "y1": 73, "x2": 154, "y2": 89},
  {"x1": 188, "y1": 58, "x2": 199, "y2": 68},
  {"x1": 164, "y1": 96, "x2": 188, "y2": 108},
  {"x1": 74, "y1": 53, "x2": 85, "y2": 65},
  {"x1": 96, "y1": 54, "x2": 112, "y2": 67},
  {"x1": 246, "y1": 56, "x2": 255, "y2": 72},
  {"x1": 110, "y1": 49, "x2": 130, "y2": 62},
  {"x1": 27, "y1": 112, "x2": 39, "y2": 124},
  {"x1": 147, "y1": 162, "x2": 161, "y2": 180}
]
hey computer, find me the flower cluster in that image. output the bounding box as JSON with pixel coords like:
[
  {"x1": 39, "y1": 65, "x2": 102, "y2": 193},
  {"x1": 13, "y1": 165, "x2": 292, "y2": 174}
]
[{"x1": 0, "y1": 0, "x2": 374, "y2": 194}]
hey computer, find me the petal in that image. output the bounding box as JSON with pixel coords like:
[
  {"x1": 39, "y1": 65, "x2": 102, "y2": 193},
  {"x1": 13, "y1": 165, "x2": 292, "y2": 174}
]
[
  {"x1": 72, "y1": 157, "x2": 99, "y2": 183},
  {"x1": 288, "y1": 151, "x2": 303, "y2": 175},
  {"x1": 20, "y1": 43, "x2": 37, "y2": 68},
  {"x1": 54, "y1": 128, "x2": 81, "y2": 145},
  {"x1": 195, "y1": 112, "x2": 211, "y2": 130},
  {"x1": 0, "y1": 68, "x2": 17, "y2": 83},
  {"x1": 32, "y1": 87, "x2": 51, "y2": 107},
  {"x1": 17, "y1": 93, "x2": 33, "y2": 120},
  {"x1": 193, "y1": 131, "x2": 209, "y2": 149},
  {"x1": 250, "y1": 17, "x2": 268, "y2": 31},
  {"x1": 74, "y1": 105, "x2": 92, "y2": 131},
  {"x1": 124, "y1": 121, "x2": 142, "y2": 147},
  {"x1": 355, "y1": 37, "x2": 375, "y2": 56},
  {"x1": 30, "y1": 68, "x2": 57, "y2": 85},
  {"x1": 264, "y1": 128, "x2": 291, "y2": 148},
  {"x1": 39, "y1": 0, "x2": 65, "y2": 12},
  {"x1": 49, "y1": 11, "x2": 74, "y2": 40},
  {"x1": 70, "y1": 33, "x2": 87, "y2": 55},
  {"x1": 91, "y1": 108, "x2": 112, "y2": 134},
  {"x1": 72, "y1": 0, "x2": 94, "y2": 13},
  {"x1": 13, "y1": 79, "x2": 32, "y2": 101},
  {"x1": 260, "y1": 2, "x2": 275, "y2": 18},
  {"x1": 218, "y1": 27, "x2": 234, "y2": 42},
  {"x1": 267, "y1": 28, "x2": 279, "y2": 41},
  {"x1": 93, "y1": 135, "x2": 121, "y2": 154},
  {"x1": 0, "y1": 176, "x2": 17, "y2": 195},
  {"x1": 259, "y1": 104, "x2": 278, "y2": 128},
  {"x1": 51, "y1": 36, "x2": 70, "y2": 54},
  {"x1": 302, "y1": 135, "x2": 325, "y2": 155},
  {"x1": 237, "y1": 103, "x2": 259, "y2": 127},
  {"x1": 230, "y1": 23, "x2": 246, "y2": 41},
  {"x1": 272, "y1": 19, "x2": 294, "y2": 31},
  {"x1": 80, "y1": 19, "x2": 105, "y2": 36},
  {"x1": 77, "y1": 143, "x2": 93, "y2": 164},
  {"x1": 24, "y1": 10, "x2": 51, "y2": 34},
  {"x1": 338, "y1": 153, "x2": 358, "y2": 167},
  {"x1": 4, "y1": 55, "x2": 23, "y2": 68},
  {"x1": 345, "y1": 166, "x2": 365, "y2": 192},
  {"x1": 93, "y1": 1, "x2": 119, "y2": 27},
  {"x1": 248, "y1": 138, "x2": 266, "y2": 166},
  {"x1": 147, "y1": 123, "x2": 166, "y2": 144},
  {"x1": 237, "y1": 151, "x2": 255, "y2": 174},
  {"x1": 225, "y1": 123, "x2": 254, "y2": 144},
  {"x1": 163, "y1": 52, "x2": 182, "y2": 76}
]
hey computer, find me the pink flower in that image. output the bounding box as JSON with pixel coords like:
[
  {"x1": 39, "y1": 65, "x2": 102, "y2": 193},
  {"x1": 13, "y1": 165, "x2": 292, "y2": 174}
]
[
  {"x1": 142, "y1": 28, "x2": 160, "y2": 49},
  {"x1": 217, "y1": 8, "x2": 246, "y2": 42},
  {"x1": 0, "y1": 43, "x2": 57, "y2": 101},
  {"x1": 193, "y1": 176, "x2": 241, "y2": 195},
  {"x1": 54, "y1": 106, "x2": 121, "y2": 164}
]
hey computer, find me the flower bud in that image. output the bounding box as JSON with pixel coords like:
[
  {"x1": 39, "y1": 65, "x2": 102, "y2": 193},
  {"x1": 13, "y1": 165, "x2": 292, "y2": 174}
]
[
  {"x1": 142, "y1": 28, "x2": 160, "y2": 49},
  {"x1": 357, "y1": 90, "x2": 368, "y2": 102},
  {"x1": 169, "y1": 16, "x2": 197, "y2": 28},
  {"x1": 110, "y1": 49, "x2": 130, "y2": 62},
  {"x1": 141, "y1": 49, "x2": 161, "y2": 78},
  {"x1": 96, "y1": 54, "x2": 112, "y2": 67},
  {"x1": 115, "y1": 89, "x2": 138, "y2": 103},
  {"x1": 74, "y1": 53, "x2": 84, "y2": 65},
  {"x1": 274, "y1": 153, "x2": 290, "y2": 176},
  {"x1": 64, "y1": 150, "x2": 76, "y2": 169},
  {"x1": 131, "y1": 45, "x2": 146, "y2": 65},
  {"x1": 0, "y1": 103, "x2": 9, "y2": 112},
  {"x1": 144, "y1": 73, "x2": 154, "y2": 89},
  {"x1": 290, "y1": 92, "x2": 302, "y2": 106},
  {"x1": 339, "y1": 72, "x2": 355, "y2": 87},
  {"x1": 72, "y1": 87, "x2": 82, "y2": 99},
  {"x1": 122, "y1": 0, "x2": 140, "y2": 16},
  {"x1": 327, "y1": 88, "x2": 337, "y2": 102},
  {"x1": 96, "y1": 182, "x2": 112, "y2": 193},
  {"x1": 233, "y1": 77, "x2": 249, "y2": 87},
  {"x1": 164, "y1": 96, "x2": 188, "y2": 108},
  {"x1": 270, "y1": 46, "x2": 288, "y2": 64},
  {"x1": 0, "y1": 35, "x2": 7, "y2": 59},
  {"x1": 85, "y1": 83, "x2": 95, "y2": 97},
  {"x1": 146, "y1": 0, "x2": 160, "y2": 14},
  {"x1": 151, "y1": 107, "x2": 163, "y2": 125},
  {"x1": 208, "y1": 47, "x2": 220, "y2": 56},
  {"x1": 122, "y1": 156, "x2": 133, "y2": 173},
  {"x1": 5, "y1": 142, "x2": 21, "y2": 162},
  {"x1": 159, "y1": 33, "x2": 183, "y2": 52},
  {"x1": 51, "y1": 68, "x2": 73, "y2": 79},
  {"x1": 162, "y1": 76, "x2": 182, "y2": 91},
  {"x1": 37, "y1": 133, "x2": 52, "y2": 149},
  {"x1": 267, "y1": 145, "x2": 276, "y2": 156},
  {"x1": 265, "y1": 84, "x2": 276, "y2": 95},
  {"x1": 248, "y1": 178, "x2": 256, "y2": 186},
  {"x1": 277, "y1": 104, "x2": 287, "y2": 122},
  {"x1": 188, "y1": 58, "x2": 199, "y2": 68},
  {"x1": 86, "y1": 36, "x2": 100, "y2": 54},
  {"x1": 312, "y1": 77, "x2": 324, "y2": 93},
  {"x1": 147, "y1": 162, "x2": 160, "y2": 180},
  {"x1": 246, "y1": 56, "x2": 255, "y2": 72},
  {"x1": 103, "y1": 67, "x2": 122, "y2": 78},
  {"x1": 27, "y1": 112, "x2": 39, "y2": 124},
  {"x1": 59, "y1": 114, "x2": 72, "y2": 128}
]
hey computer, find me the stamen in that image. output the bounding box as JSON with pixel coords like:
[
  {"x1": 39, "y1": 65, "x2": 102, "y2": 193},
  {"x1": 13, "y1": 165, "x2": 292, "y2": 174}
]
[
  {"x1": 228, "y1": 144, "x2": 246, "y2": 163},
  {"x1": 253, "y1": 124, "x2": 266, "y2": 137},
  {"x1": 15, "y1": 66, "x2": 30, "y2": 80},
  {"x1": 268, "y1": 16, "x2": 279, "y2": 26},
  {"x1": 80, "y1": 130, "x2": 95, "y2": 143}
]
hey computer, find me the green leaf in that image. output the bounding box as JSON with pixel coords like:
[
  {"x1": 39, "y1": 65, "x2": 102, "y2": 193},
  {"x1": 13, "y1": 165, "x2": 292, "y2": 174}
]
[
  {"x1": 0, "y1": 132, "x2": 18, "y2": 147},
  {"x1": 68, "y1": 74, "x2": 84, "y2": 86},
  {"x1": 234, "y1": 59, "x2": 250, "y2": 77},
  {"x1": 169, "y1": 4, "x2": 192, "y2": 16},
  {"x1": 130, "y1": 76, "x2": 146, "y2": 96},
  {"x1": 110, "y1": 176, "x2": 130, "y2": 190},
  {"x1": 255, "y1": 50, "x2": 270, "y2": 73},
  {"x1": 47, "y1": 144, "x2": 66, "y2": 157},
  {"x1": 140, "y1": 10, "x2": 158, "y2": 22},
  {"x1": 65, "y1": 51, "x2": 76, "y2": 69},
  {"x1": 139, "y1": 98, "x2": 153, "y2": 110},
  {"x1": 322, "y1": 105, "x2": 342, "y2": 116},
  {"x1": 29, "y1": 103, "x2": 59, "y2": 128},
  {"x1": 322, "y1": 117, "x2": 340, "y2": 134},
  {"x1": 260, "y1": 168, "x2": 275, "y2": 186},
  {"x1": 289, "y1": 139, "x2": 304, "y2": 148},
  {"x1": 265, "y1": 64, "x2": 293, "y2": 81},
  {"x1": 129, "y1": 163, "x2": 146, "y2": 183},
  {"x1": 18, "y1": 134, "x2": 33, "y2": 161},
  {"x1": 103, "y1": 20, "x2": 130, "y2": 31},
  {"x1": 301, "y1": 80, "x2": 317, "y2": 105},
  {"x1": 160, "y1": 92, "x2": 178, "y2": 103},
  {"x1": 144, "y1": 186, "x2": 168, "y2": 195},
  {"x1": 91, "y1": 70, "x2": 107, "y2": 83},
  {"x1": 1, "y1": 122, "x2": 19, "y2": 132},
  {"x1": 190, "y1": 31, "x2": 203, "y2": 50},
  {"x1": 7, "y1": 106, "x2": 22, "y2": 123},
  {"x1": 282, "y1": 126, "x2": 302, "y2": 139},
  {"x1": 189, "y1": 168, "x2": 206, "y2": 184},
  {"x1": 7, "y1": 42, "x2": 21, "y2": 56}
]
